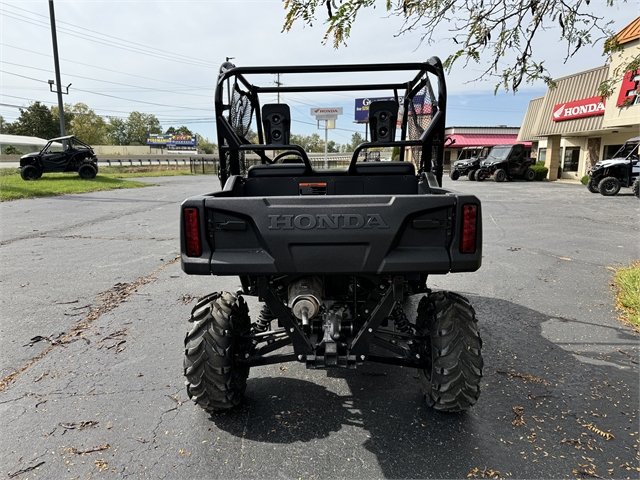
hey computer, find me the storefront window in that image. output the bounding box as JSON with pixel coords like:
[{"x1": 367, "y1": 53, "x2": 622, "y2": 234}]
[
  {"x1": 563, "y1": 147, "x2": 580, "y2": 172},
  {"x1": 538, "y1": 148, "x2": 547, "y2": 163},
  {"x1": 603, "y1": 145, "x2": 623, "y2": 160}
]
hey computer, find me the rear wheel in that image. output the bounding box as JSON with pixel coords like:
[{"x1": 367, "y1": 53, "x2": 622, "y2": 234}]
[
  {"x1": 184, "y1": 292, "x2": 251, "y2": 413},
  {"x1": 587, "y1": 178, "x2": 600, "y2": 193},
  {"x1": 524, "y1": 168, "x2": 535, "y2": 181},
  {"x1": 632, "y1": 179, "x2": 639, "y2": 198},
  {"x1": 494, "y1": 169, "x2": 507, "y2": 182},
  {"x1": 20, "y1": 165, "x2": 40, "y2": 181},
  {"x1": 416, "y1": 291, "x2": 483, "y2": 412},
  {"x1": 598, "y1": 176, "x2": 621, "y2": 196},
  {"x1": 78, "y1": 163, "x2": 97, "y2": 179},
  {"x1": 468, "y1": 170, "x2": 476, "y2": 181},
  {"x1": 450, "y1": 169, "x2": 460, "y2": 181}
]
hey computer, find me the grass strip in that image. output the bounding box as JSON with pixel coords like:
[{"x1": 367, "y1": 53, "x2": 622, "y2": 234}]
[
  {"x1": 613, "y1": 261, "x2": 640, "y2": 330},
  {"x1": 1, "y1": 171, "x2": 150, "y2": 201}
]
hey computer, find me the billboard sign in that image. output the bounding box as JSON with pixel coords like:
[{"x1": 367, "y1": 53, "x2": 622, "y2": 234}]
[
  {"x1": 355, "y1": 97, "x2": 400, "y2": 123},
  {"x1": 354, "y1": 96, "x2": 429, "y2": 123},
  {"x1": 310, "y1": 107, "x2": 343, "y2": 120},
  {"x1": 147, "y1": 134, "x2": 197, "y2": 146},
  {"x1": 552, "y1": 96, "x2": 606, "y2": 122}
]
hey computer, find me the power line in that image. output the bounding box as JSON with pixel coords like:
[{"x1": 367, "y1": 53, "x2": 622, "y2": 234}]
[
  {"x1": 1, "y1": 60, "x2": 212, "y2": 98},
  {"x1": 1, "y1": 43, "x2": 212, "y2": 90},
  {"x1": 0, "y1": 69, "x2": 49, "y2": 83},
  {"x1": 0, "y1": 68, "x2": 212, "y2": 112},
  {"x1": 0, "y1": 10, "x2": 217, "y2": 70},
  {"x1": 3, "y1": 3, "x2": 217, "y2": 67}
]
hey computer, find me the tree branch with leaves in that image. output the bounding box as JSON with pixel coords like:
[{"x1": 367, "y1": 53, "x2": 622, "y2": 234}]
[{"x1": 283, "y1": 0, "x2": 635, "y2": 95}]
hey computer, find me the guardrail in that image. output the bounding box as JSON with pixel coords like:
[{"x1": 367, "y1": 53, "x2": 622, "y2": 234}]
[
  {"x1": 100, "y1": 158, "x2": 191, "y2": 167},
  {"x1": 98, "y1": 155, "x2": 452, "y2": 174}
]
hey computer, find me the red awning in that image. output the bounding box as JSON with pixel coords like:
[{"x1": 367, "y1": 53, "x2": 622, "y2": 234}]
[{"x1": 446, "y1": 134, "x2": 531, "y2": 148}]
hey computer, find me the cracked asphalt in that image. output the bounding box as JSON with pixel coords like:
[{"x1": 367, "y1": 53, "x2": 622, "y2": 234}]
[{"x1": 0, "y1": 175, "x2": 638, "y2": 479}]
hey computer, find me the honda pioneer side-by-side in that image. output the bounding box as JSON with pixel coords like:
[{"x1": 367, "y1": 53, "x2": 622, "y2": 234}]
[
  {"x1": 19, "y1": 135, "x2": 99, "y2": 180},
  {"x1": 180, "y1": 58, "x2": 484, "y2": 414},
  {"x1": 450, "y1": 146, "x2": 491, "y2": 181},
  {"x1": 475, "y1": 144, "x2": 535, "y2": 182},
  {"x1": 587, "y1": 137, "x2": 640, "y2": 196}
]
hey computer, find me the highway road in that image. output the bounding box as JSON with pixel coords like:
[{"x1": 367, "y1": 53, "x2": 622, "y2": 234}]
[{"x1": 1, "y1": 175, "x2": 638, "y2": 479}]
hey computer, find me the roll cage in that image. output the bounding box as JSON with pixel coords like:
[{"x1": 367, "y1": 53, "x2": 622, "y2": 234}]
[{"x1": 214, "y1": 57, "x2": 448, "y2": 188}]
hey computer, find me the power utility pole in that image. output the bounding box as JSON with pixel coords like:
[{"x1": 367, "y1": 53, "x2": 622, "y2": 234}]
[
  {"x1": 48, "y1": 0, "x2": 67, "y2": 137},
  {"x1": 275, "y1": 73, "x2": 282, "y2": 104}
]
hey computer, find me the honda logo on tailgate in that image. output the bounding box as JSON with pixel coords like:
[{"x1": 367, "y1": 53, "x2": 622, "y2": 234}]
[{"x1": 269, "y1": 214, "x2": 389, "y2": 230}]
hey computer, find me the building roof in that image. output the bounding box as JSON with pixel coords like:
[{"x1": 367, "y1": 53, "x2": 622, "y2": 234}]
[
  {"x1": 530, "y1": 65, "x2": 609, "y2": 137},
  {"x1": 446, "y1": 133, "x2": 530, "y2": 147},
  {"x1": 517, "y1": 97, "x2": 545, "y2": 142},
  {"x1": 0, "y1": 134, "x2": 51, "y2": 147},
  {"x1": 445, "y1": 126, "x2": 521, "y2": 135},
  {"x1": 615, "y1": 16, "x2": 640, "y2": 45}
]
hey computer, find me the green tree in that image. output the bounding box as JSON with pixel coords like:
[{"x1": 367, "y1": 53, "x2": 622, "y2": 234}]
[
  {"x1": 196, "y1": 134, "x2": 217, "y2": 154},
  {"x1": 348, "y1": 132, "x2": 365, "y2": 151},
  {"x1": 67, "y1": 103, "x2": 106, "y2": 144},
  {"x1": 290, "y1": 133, "x2": 324, "y2": 152},
  {"x1": 165, "y1": 125, "x2": 193, "y2": 136},
  {"x1": 50, "y1": 104, "x2": 75, "y2": 136},
  {"x1": 105, "y1": 117, "x2": 129, "y2": 145},
  {"x1": 326, "y1": 140, "x2": 341, "y2": 153},
  {"x1": 126, "y1": 111, "x2": 162, "y2": 145},
  {"x1": 0, "y1": 115, "x2": 6, "y2": 133},
  {"x1": 4, "y1": 102, "x2": 58, "y2": 139},
  {"x1": 283, "y1": 1, "x2": 632, "y2": 93},
  {"x1": 175, "y1": 125, "x2": 193, "y2": 136}
]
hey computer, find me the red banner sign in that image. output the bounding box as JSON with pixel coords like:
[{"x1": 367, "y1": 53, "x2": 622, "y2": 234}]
[
  {"x1": 616, "y1": 70, "x2": 639, "y2": 107},
  {"x1": 552, "y1": 96, "x2": 605, "y2": 122}
]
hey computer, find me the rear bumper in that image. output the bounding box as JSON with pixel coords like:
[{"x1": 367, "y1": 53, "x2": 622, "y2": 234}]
[{"x1": 181, "y1": 192, "x2": 482, "y2": 276}]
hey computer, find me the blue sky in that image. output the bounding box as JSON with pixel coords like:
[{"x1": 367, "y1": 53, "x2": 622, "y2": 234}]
[{"x1": 0, "y1": 1, "x2": 631, "y2": 146}]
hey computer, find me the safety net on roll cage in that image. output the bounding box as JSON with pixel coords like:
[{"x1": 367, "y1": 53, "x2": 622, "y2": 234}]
[{"x1": 406, "y1": 74, "x2": 437, "y2": 173}]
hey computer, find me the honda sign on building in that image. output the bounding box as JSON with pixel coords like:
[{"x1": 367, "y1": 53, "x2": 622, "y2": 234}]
[{"x1": 552, "y1": 96, "x2": 606, "y2": 122}]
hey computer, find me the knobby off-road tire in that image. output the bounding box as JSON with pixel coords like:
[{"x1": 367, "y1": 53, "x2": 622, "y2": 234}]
[
  {"x1": 475, "y1": 170, "x2": 487, "y2": 182},
  {"x1": 633, "y1": 179, "x2": 640, "y2": 198},
  {"x1": 20, "y1": 165, "x2": 39, "y2": 181},
  {"x1": 450, "y1": 169, "x2": 460, "y2": 181},
  {"x1": 524, "y1": 168, "x2": 536, "y2": 181},
  {"x1": 598, "y1": 176, "x2": 621, "y2": 196},
  {"x1": 587, "y1": 178, "x2": 600, "y2": 193},
  {"x1": 468, "y1": 170, "x2": 476, "y2": 181},
  {"x1": 416, "y1": 291, "x2": 483, "y2": 412},
  {"x1": 494, "y1": 169, "x2": 507, "y2": 182},
  {"x1": 78, "y1": 163, "x2": 97, "y2": 179},
  {"x1": 184, "y1": 292, "x2": 251, "y2": 413}
]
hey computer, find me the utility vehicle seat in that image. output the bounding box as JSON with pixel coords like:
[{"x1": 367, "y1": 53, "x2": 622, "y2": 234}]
[
  {"x1": 247, "y1": 161, "x2": 415, "y2": 178},
  {"x1": 352, "y1": 161, "x2": 415, "y2": 176}
]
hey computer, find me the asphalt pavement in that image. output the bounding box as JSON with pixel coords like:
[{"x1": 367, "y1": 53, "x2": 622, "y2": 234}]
[{"x1": 0, "y1": 174, "x2": 638, "y2": 479}]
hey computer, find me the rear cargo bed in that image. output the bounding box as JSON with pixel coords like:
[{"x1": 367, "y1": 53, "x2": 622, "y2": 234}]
[{"x1": 181, "y1": 191, "x2": 482, "y2": 276}]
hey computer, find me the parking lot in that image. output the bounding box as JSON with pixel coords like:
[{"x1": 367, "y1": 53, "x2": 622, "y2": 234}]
[{"x1": 0, "y1": 175, "x2": 638, "y2": 479}]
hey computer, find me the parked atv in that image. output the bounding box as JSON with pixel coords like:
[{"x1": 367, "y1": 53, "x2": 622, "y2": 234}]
[
  {"x1": 586, "y1": 136, "x2": 639, "y2": 196},
  {"x1": 180, "y1": 58, "x2": 484, "y2": 414},
  {"x1": 450, "y1": 146, "x2": 491, "y2": 181},
  {"x1": 19, "y1": 135, "x2": 98, "y2": 180},
  {"x1": 475, "y1": 144, "x2": 535, "y2": 182}
]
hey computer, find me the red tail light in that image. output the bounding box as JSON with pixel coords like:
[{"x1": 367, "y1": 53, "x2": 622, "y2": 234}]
[
  {"x1": 183, "y1": 208, "x2": 202, "y2": 257},
  {"x1": 460, "y1": 204, "x2": 478, "y2": 254}
]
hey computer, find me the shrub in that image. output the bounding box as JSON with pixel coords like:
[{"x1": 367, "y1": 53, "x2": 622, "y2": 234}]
[
  {"x1": 2, "y1": 145, "x2": 23, "y2": 155},
  {"x1": 530, "y1": 164, "x2": 548, "y2": 181},
  {"x1": 580, "y1": 175, "x2": 589, "y2": 185}
]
